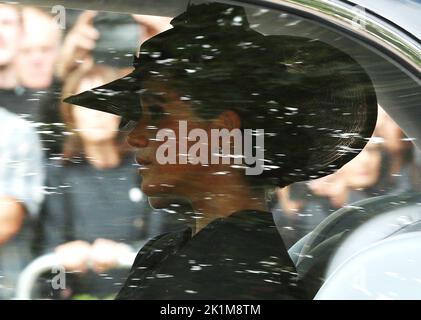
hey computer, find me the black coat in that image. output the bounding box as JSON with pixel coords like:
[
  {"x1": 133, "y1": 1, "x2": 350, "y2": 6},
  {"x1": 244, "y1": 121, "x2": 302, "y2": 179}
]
[{"x1": 117, "y1": 210, "x2": 307, "y2": 299}]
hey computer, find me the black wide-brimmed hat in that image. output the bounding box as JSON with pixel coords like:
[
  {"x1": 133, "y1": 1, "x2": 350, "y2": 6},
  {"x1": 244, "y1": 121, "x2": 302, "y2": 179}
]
[{"x1": 64, "y1": 2, "x2": 377, "y2": 186}]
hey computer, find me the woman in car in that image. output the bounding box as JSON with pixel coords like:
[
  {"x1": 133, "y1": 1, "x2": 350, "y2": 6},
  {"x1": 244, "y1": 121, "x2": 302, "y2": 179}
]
[{"x1": 64, "y1": 2, "x2": 378, "y2": 299}]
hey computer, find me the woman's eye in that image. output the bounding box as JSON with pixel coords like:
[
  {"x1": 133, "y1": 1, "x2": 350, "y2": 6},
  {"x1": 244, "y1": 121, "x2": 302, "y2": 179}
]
[{"x1": 147, "y1": 105, "x2": 166, "y2": 121}]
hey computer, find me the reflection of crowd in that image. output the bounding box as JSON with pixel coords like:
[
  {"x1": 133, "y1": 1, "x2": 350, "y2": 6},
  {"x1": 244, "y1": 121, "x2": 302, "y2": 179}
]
[
  {"x1": 0, "y1": 3, "x2": 180, "y2": 299},
  {"x1": 272, "y1": 106, "x2": 419, "y2": 248}
]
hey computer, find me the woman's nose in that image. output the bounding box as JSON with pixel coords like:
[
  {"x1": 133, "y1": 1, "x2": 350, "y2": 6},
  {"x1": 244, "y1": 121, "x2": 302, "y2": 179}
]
[{"x1": 127, "y1": 123, "x2": 149, "y2": 148}]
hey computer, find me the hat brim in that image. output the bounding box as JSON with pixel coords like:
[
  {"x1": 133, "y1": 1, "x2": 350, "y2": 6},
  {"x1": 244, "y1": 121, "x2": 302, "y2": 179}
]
[
  {"x1": 63, "y1": 69, "x2": 142, "y2": 130},
  {"x1": 62, "y1": 2, "x2": 378, "y2": 186}
]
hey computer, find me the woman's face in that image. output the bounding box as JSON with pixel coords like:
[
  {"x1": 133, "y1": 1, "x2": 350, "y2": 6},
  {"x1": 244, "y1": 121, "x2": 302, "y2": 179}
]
[
  {"x1": 127, "y1": 81, "x2": 236, "y2": 207},
  {"x1": 72, "y1": 77, "x2": 121, "y2": 144},
  {"x1": 341, "y1": 142, "x2": 382, "y2": 189}
]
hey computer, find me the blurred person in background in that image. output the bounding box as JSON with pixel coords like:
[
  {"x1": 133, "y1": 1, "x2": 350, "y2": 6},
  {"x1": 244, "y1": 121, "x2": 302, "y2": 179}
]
[
  {"x1": 16, "y1": 7, "x2": 61, "y2": 91},
  {"x1": 0, "y1": 2, "x2": 45, "y2": 300},
  {"x1": 272, "y1": 141, "x2": 384, "y2": 248},
  {"x1": 272, "y1": 171, "x2": 347, "y2": 248},
  {"x1": 37, "y1": 65, "x2": 183, "y2": 299},
  {"x1": 0, "y1": 5, "x2": 60, "y2": 121},
  {"x1": 15, "y1": 7, "x2": 65, "y2": 159},
  {"x1": 0, "y1": 5, "x2": 63, "y2": 159},
  {"x1": 374, "y1": 106, "x2": 416, "y2": 194},
  {"x1": 307, "y1": 170, "x2": 348, "y2": 210},
  {"x1": 273, "y1": 141, "x2": 386, "y2": 247},
  {"x1": 56, "y1": 11, "x2": 171, "y2": 80},
  {"x1": 338, "y1": 139, "x2": 388, "y2": 203},
  {"x1": 0, "y1": 3, "x2": 22, "y2": 100},
  {"x1": 0, "y1": 3, "x2": 20, "y2": 88},
  {"x1": 0, "y1": 107, "x2": 45, "y2": 299}
]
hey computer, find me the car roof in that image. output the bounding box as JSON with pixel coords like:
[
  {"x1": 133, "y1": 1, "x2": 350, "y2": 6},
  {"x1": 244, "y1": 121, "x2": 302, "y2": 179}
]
[{"x1": 351, "y1": 0, "x2": 421, "y2": 40}]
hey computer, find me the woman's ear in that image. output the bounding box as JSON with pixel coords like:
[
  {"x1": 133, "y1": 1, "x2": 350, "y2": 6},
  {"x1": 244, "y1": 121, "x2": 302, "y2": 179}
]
[{"x1": 213, "y1": 110, "x2": 242, "y2": 130}]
